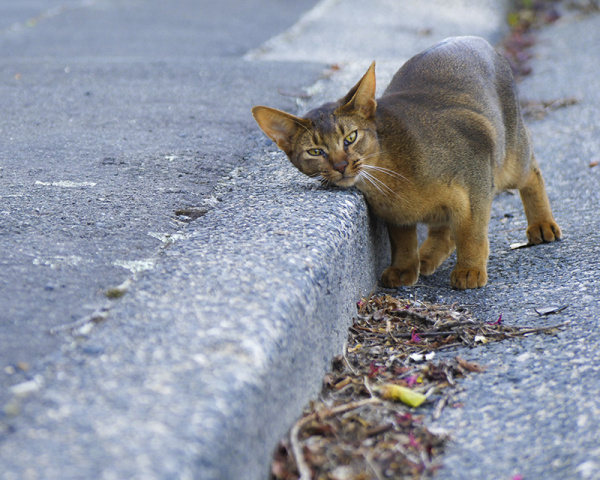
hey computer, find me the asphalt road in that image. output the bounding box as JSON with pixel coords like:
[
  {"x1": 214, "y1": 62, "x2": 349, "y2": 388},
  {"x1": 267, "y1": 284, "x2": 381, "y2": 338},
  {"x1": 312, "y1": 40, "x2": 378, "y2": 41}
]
[{"x1": 0, "y1": 0, "x2": 321, "y2": 406}]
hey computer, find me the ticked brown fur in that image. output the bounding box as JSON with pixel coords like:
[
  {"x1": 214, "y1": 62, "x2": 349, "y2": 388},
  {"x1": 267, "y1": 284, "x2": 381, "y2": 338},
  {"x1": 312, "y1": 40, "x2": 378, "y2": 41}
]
[{"x1": 252, "y1": 36, "x2": 561, "y2": 289}]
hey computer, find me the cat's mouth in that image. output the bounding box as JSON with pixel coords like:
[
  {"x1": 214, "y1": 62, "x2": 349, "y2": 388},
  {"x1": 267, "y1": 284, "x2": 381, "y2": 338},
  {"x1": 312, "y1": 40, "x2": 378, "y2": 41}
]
[{"x1": 333, "y1": 175, "x2": 358, "y2": 188}]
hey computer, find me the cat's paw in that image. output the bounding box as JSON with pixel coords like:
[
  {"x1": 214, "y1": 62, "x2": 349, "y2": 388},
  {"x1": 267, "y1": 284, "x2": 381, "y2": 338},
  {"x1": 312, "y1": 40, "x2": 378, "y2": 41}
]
[
  {"x1": 450, "y1": 268, "x2": 487, "y2": 289},
  {"x1": 381, "y1": 266, "x2": 419, "y2": 288},
  {"x1": 526, "y1": 221, "x2": 562, "y2": 244},
  {"x1": 419, "y1": 257, "x2": 437, "y2": 276}
]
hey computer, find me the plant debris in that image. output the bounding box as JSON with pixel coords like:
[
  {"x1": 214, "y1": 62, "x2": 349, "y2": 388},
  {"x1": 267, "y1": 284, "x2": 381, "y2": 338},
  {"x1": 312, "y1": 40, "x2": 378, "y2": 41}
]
[
  {"x1": 500, "y1": 0, "x2": 562, "y2": 80},
  {"x1": 174, "y1": 207, "x2": 208, "y2": 222},
  {"x1": 521, "y1": 97, "x2": 579, "y2": 120},
  {"x1": 270, "y1": 295, "x2": 568, "y2": 480},
  {"x1": 566, "y1": 0, "x2": 600, "y2": 15},
  {"x1": 352, "y1": 295, "x2": 566, "y2": 353},
  {"x1": 510, "y1": 241, "x2": 534, "y2": 250},
  {"x1": 535, "y1": 305, "x2": 569, "y2": 316}
]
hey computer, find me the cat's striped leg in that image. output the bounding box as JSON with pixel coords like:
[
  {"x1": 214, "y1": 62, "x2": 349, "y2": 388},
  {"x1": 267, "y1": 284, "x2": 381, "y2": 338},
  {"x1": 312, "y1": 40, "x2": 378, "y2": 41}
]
[{"x1": 381, "y1": 223, "x2": 420, "y2": 287}]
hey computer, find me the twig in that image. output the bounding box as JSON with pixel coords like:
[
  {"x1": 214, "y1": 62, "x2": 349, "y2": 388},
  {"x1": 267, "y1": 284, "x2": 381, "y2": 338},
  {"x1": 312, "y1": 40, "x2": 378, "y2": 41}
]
[
  {"x1": 392, "y1": 309, "x2": 437, "y2": 325},
  {"x1": 365, "y1": 452, "x2": 386, "y2": 480},
  {"x1": 365, "y1": 423, "x2": 394, "y2": 437},
  {"x1": 49, "y1": 308, "x2": 109, "y2": 334},
  {"x1": 432, "y1": 390, "x2": 454, "y2": 420},
  {"x1": 290, "y1": 398, "x2": 381, "y2": 480},
  {"x1": 484, "y1": 322, "x2": 569, "y2": 338},
  {"x1": 404, "y1": 331, "x2": 461, "y2": 339},
  {"x1": 444, "y1": 365, "x2": 455, "y2": 386},
  {"x1": 363, "y1": 376, "x2": 376, "y2": 398},
  {"x1": 342, "y1": 342, "x2": 358, "y2": 375},
  {"x1": 277, "y1": 89, "x2": 312, "y2": 99},
  {"x1": 435, "y1": 342, "x2": 464, "y2": 351},
  {"x1": 437, "y1": 320, "x2": 479, "y2": 330}
]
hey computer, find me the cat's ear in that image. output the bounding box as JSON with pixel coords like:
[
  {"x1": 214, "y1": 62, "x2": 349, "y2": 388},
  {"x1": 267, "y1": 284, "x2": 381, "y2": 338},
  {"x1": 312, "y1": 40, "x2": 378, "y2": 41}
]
[
  {"x1": 252, "y1": 106, "x2": 309, "y2": 155},
  {"x1": 336, "y1": 61, "x2": 377, "y2": 119}
]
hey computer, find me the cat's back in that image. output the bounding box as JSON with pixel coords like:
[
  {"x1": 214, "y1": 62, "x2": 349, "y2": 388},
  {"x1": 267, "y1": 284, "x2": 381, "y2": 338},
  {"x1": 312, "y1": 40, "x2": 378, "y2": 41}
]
[
  {"x1": 384, "y1": 36, "x2": 510, "y2": 98},
  {"x1": 383, "y1": 37, "x2": 516, "y2": 116},
  {"x1": 376, "y1": 36, "x2": 528, "y2": 178}
]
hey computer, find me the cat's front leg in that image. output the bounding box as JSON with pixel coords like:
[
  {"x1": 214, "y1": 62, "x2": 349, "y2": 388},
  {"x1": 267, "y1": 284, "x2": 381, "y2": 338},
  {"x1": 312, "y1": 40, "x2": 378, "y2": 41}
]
[
  {"x1": 450, "y1": 205, "x2": 491, "y2": 289},
  {"x1": 419, "y1": 224, "x2": 456, "y2": 275},
  {"x1": 381, "y1": 223, "x2": 420, "y2": 287}
]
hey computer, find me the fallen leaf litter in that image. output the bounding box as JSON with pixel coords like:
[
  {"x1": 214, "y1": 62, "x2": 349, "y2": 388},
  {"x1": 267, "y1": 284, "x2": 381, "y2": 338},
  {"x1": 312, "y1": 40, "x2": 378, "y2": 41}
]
[{"x1": 270, "y1": 294, "x2": 567, "y2": 480}]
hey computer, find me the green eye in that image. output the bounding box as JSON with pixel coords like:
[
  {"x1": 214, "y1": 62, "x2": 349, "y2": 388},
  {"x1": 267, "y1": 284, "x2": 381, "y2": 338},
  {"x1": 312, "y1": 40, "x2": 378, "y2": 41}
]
[
  {"x1": 344, "y1": 131, "x2": 357, "y2": 146},
  {"x1": 307, "y1": 148, "x2": 324, "y2": 156}
]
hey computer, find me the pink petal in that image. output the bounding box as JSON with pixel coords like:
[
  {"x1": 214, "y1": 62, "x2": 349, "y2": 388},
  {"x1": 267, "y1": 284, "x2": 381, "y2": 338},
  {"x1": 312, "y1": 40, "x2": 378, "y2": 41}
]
[
  {"x1": 411, "y1": 329, "x2": 422, "y2": 343},
  {"x1": 408, "y1": 432, "x2": 420, "y2": 449}
]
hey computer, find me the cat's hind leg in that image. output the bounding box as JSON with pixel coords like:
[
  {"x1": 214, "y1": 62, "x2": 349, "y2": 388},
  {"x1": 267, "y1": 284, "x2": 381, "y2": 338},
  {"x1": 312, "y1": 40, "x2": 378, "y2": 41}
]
[
  {"x1": 419, "y1": 224, "x2": 456, "y2": 275},
  {"x1": 381, "y1": 223, "x2": 420, "y2": 287},
  {"x1": 518, "y1": 155, "x2": 562, "y2": 244}
]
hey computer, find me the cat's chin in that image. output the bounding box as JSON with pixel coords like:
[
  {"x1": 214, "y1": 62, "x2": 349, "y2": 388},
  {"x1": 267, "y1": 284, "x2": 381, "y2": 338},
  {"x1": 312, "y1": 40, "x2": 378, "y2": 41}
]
[{"x1": 333, "y1": 176, "x2": 358, "y2": 189}]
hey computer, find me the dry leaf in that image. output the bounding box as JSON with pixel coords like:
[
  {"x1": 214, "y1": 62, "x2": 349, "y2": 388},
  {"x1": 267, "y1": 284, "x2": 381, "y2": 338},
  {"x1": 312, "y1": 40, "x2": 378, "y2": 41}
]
[
  {"x1": 456, "y1": 356, "x2": 486, "y2": 373},
  {"x1": 375, "y1": 384, "x2": 427, "y2": 407}
]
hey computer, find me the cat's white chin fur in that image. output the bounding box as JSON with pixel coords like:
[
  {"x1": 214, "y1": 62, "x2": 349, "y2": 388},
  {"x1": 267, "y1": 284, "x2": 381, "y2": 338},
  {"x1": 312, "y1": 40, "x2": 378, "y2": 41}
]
[{"x1": 333, "y1": 176, "x2": 358, "y2": 188}]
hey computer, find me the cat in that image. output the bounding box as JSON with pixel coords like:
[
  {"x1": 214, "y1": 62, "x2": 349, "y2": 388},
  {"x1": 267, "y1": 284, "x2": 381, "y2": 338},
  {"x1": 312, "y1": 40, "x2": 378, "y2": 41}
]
[{"x1": 252, "y1": 36, "x2": 561, "y2": 289}]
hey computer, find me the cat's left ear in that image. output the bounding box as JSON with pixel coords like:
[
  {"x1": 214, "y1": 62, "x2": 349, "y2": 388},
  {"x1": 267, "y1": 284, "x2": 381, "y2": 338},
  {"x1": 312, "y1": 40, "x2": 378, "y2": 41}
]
[
  {"x1": 251, "y1": 106, "x2": 309, "y2": 155},
  {"x1": 336, "y1": 61, "x2": 377, "y2": 119}
]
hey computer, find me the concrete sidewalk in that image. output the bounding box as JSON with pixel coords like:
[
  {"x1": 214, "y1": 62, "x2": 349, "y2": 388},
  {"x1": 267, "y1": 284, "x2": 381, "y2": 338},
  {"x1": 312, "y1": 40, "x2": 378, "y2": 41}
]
[{"x1": 5, "y1": 1, "x2": 599, "y2": 479}]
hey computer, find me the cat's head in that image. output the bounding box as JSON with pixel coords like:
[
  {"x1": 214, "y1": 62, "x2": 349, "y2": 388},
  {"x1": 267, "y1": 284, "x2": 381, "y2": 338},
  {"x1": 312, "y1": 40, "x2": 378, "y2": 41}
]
[{"x1": 252, "y1": 62, "x2": 379, "y2": 188}]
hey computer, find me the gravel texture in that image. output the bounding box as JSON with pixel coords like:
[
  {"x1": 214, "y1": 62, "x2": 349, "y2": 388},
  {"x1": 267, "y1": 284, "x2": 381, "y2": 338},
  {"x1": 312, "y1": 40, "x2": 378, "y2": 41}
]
[{"x1": 6, "y1": 1, "x2": 598, "y2": 480}]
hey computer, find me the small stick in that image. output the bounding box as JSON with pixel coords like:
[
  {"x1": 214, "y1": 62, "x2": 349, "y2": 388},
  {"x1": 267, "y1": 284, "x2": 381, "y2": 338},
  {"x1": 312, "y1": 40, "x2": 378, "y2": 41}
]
[
  {"x1": 365, "y1": 422, "x2": 394, "y2": 437},
  {"x1": 277, "y1": 89, "x2": 312, "y2": 99},
  {"x1": 365, "y1": 452, "x2": 386, "y2": 480},
  {"x1": 435, "y1": 342, "x2": 464, "y2": 351},
  {"x1": 432, "y1": 390, "x2": 453, "y2": 420},
  {"x1": 483, "y1": 322, "x2": 569, "y2": 338},
  {"x1": 392, "y1": 310, "x2": 437, "y2": 325},
  {"x1": 438, "y1": 320, "x2": 479, "y2": 329},
  {"x1": 342, "y1": 342, "x2": 358, "y2": 375},
  {"x1": 290, "y1": 398, "x2": 380, "y2": 480},
  {"x1": 49, "y1": 308, "x2": 109, "y2": 334}
]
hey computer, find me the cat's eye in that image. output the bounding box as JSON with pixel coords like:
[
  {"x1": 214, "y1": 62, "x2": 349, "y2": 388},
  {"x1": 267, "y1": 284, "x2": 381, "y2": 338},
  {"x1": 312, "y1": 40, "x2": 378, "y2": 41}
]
[
  {"x1": 344, "y1": 131, "x2": 357, "y2": 146},
  {"x1": 307, "y1": 148, "x2": 325, "y2": 157}
]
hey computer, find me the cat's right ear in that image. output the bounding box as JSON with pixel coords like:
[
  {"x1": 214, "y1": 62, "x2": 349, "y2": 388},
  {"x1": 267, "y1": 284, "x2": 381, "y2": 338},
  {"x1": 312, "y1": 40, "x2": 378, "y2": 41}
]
[
  {"x1": 336, "y1": 61, "x2": 377, "y2": 119},
  {"x1": 251, "y1": 106, "x2": 309, "y2": 155}
]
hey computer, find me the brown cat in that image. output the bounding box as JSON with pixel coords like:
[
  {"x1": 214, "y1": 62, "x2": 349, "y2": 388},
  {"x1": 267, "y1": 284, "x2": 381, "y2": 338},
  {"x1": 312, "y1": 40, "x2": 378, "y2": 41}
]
[{"x1": 252, "y1": 36, "x2": 561, "y2": 289}]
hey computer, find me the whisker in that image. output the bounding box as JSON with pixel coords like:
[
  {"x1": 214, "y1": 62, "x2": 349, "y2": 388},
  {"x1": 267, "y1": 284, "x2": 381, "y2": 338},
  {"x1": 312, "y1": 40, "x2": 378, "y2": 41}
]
[
  {"x1": 354, "y1": 149, "x2": 410, "y2": 184},
  {"x1": 371, "y1": 176, "x2": 398, "y2": 198},
  {"x1": 367, "y1": 171, "x2": 398, "y2": 197},
  {"x1": 359, "y1": 170, "x2": 399, "y2": 198},
  {"x1": 358, "y1": 171, "x2": 386, "y2": 197},
  {"x1": 307, "y1": 171, "x2": 335, "y2": 188},
  {"x1": 362, "y1": 164, "x2": 410, "y2": 183}
]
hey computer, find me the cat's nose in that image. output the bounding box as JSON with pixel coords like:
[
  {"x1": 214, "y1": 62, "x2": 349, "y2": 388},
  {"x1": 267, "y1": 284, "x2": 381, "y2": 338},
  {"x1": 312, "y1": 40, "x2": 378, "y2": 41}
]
[{"x1": 333, "y1": 160, "x2": 348, "y2": 173}]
